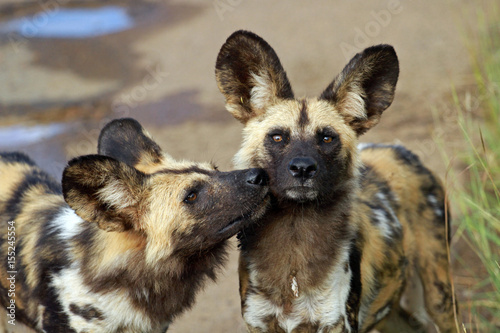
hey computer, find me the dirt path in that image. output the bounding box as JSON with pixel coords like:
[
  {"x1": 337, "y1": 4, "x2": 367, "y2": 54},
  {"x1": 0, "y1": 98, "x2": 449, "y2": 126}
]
[{"x1": 0, "y1": 0, "x2": 478, "y2": 332}]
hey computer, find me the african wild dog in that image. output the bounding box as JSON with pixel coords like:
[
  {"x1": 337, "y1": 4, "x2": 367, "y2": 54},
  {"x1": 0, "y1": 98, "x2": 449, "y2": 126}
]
[
  {"x1": 215, "y1": 30, "x2": 458, "y2": 332},
  {"x1": 0, "y1": 118, "x2": 269, "y2": 333}
]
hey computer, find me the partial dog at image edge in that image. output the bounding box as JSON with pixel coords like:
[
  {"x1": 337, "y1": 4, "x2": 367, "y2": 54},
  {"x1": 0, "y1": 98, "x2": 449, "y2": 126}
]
[
  {"x1": 215, "y1": 30, "x2": 458, "y2": 332},
  {"x1": 0, "y1": 118, "x2": 269, "y2": 333}
]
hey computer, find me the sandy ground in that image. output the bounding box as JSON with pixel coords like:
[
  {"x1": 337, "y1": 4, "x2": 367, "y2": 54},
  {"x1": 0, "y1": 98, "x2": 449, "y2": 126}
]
[{"x1": 0, "y1": 0, "x2": 484, "y2": 332}]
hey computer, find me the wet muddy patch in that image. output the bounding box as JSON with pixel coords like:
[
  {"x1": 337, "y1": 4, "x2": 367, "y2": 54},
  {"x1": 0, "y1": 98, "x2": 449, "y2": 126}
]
[
  {"x1": 0, "y1": 0, "x2": 206, "y2": 176},
  {"x1": 0, "y1": 122, "x2": 67, "y2": 146},
  {"x1": 0, "y1": 0, "x2": 205, "y2": 122},
  {"x1": 0, "y1": 6, "x2": 135, "y2": 38}
]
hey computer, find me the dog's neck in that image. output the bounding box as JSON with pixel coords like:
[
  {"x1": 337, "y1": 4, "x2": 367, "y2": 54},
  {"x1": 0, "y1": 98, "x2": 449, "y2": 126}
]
[
  {"x1": 239, "y1": 184, "x2": 358, "y2": 306},
  {"x1": 72, "y1": 219, "x2": 228, "y2": 324}
]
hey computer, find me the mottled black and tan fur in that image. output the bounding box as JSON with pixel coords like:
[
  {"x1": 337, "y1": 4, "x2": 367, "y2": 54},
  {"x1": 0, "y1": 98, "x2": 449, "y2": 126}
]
[
  {"x1": 0, "y1": 118, "x2": 269, "y2": 333},
  {"x1": 215, "y1": 30, "x2": 458, "y2": 333}
]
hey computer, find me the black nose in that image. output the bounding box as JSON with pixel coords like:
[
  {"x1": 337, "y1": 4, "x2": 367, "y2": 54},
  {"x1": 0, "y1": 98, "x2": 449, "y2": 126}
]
[
  {"x1": 288, "y1": 157, "x2": 318, "y2": 179},
  {"x1": 246, "y1": 168, "x2": 268, "y2": 186}
]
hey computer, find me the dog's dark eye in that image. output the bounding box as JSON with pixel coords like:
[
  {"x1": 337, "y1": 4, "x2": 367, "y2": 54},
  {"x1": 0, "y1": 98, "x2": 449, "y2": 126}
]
[
  {"x1": 184, "y1": 192, "x2": 198, "y2": 203},
  {"x1": 272, "y1": 135, "x2": 283, "y2": 143},
  {"x1": 323, "y1": 136, "x2": 334, "y2": 143},
  {"x1": 318, "y1": 129, "x2": 338, "y2": 145}
]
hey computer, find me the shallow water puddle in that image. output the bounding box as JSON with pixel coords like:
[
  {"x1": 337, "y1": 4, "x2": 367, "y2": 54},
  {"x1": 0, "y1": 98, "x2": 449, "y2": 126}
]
[{"x1": 0, "y1": 6, "x2": 134, "y2": 38}]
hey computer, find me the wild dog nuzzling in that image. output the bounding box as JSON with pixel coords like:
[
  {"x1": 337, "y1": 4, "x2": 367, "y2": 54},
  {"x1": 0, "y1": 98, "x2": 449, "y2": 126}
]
[
  {"x1": 0, "y1": 118, "x2": 269, "y2": 333},
  {"x1": 216, "y1": 30, "x2": 458, "y2": 332}
]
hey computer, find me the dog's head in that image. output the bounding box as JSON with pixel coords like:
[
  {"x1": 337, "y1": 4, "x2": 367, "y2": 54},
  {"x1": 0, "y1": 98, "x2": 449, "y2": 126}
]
[
  {"x1": 62, "y1": 118, "x2": 269, "y2": 261},
  {"x1": 216, "y1": 30, "x2": 398, "y2": 204}
]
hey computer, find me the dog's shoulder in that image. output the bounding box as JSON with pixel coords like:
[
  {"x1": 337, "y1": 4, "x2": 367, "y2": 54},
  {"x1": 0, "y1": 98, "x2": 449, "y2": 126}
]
[{"x1": 358, "y1": 143, "x2": 443, "y2": 199}]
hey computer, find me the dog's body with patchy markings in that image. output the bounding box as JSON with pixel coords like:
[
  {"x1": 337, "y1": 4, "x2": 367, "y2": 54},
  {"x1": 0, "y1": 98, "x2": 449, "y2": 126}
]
[
  {"x1": 0, "y1": 118, "x2": 269, "y2": 333},
  {"x1": 215, "y1": 31, "x2": 458, "y2": 332}
]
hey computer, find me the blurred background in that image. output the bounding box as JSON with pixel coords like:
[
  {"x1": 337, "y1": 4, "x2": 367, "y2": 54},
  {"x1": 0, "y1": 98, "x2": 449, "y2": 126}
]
[{"x1": 0, "y1": 0, "x2": 498, "y2": 332}]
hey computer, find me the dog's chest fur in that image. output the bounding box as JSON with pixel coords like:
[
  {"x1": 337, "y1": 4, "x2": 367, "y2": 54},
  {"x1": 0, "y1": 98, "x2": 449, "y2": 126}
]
[
  {"x1": 242, "y1": 249, "x2": 353, "y2": 333},
  {"x1": 239, "y1": 204, "x2": 360, "y2": 333}
]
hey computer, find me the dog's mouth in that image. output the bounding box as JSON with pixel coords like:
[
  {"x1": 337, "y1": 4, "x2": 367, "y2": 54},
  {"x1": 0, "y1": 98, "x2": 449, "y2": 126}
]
[
  {"x1": 284, "y1": 185, "x2": 318, "y2": 202},
  {"x1": 217, "y1": 196, "x2": 270, "y2": 237}
]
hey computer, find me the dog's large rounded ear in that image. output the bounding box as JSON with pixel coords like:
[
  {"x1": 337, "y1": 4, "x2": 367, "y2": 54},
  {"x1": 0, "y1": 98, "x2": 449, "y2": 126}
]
[
  {"x1": 98, "y1": 118, "x2": 164, "y2": 171},
  {"x1": 62, "y1": 155, "x2": 146, "y2": 232},
  {"x1": 215, "y1": 30, "x2": 294, "y2": 123},
  {"x1": 320, "y1": 45, "x2": 399, "y2": 136}
]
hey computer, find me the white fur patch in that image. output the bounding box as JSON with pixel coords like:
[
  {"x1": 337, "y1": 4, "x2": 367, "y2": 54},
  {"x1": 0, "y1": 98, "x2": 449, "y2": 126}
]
[
  {"x1": 343, "y1": 91, "x2": 366, "y2": 119},
  {"x1": 375, "y1": 305, "x2": 391, "y2": 322},
  {"x1": 98, "y1": 179, "x2": 137, "y2": 209},
  {"x1": 51, "y1": 207, "x2": 83, "y2": 241},
  {"x1": 357, "y1": 142, "x2": 375, "y2": 151},
  {"x1": 291, "y1": 276, "x2": 299, "y2": 298},
  {"x1": 372, "y1": 208, "x2": 393, "y2": 239},
  {"x1": 250, "y1": 71, "x2": 274, "y2": 110},
  {"x1": 373, "y1": 191, "x2": 401, "y2": 239},
  {"x1": 285, "y1": 188, "x2": 318, "y2": 201},
  {"x1": 427, "y1": 194, "x2": 444, "y2": 217}
]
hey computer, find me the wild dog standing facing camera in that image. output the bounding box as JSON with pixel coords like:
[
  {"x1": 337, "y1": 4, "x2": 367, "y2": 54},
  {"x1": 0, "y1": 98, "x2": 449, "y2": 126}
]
[
  {"x1": 216, "y1": 30, "x2": 458, "y2": 332},
  {"x1": 0, "y1": 118, "x2": 269, "y2": 333}
]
